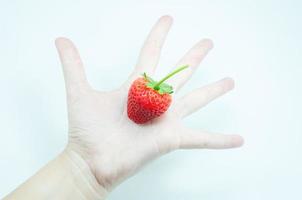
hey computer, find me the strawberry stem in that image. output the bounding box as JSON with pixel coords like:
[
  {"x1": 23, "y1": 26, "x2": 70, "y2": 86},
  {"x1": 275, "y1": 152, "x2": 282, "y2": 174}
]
[{"x1": 153, "y1": 65, "x2": 189, "y2": 90}]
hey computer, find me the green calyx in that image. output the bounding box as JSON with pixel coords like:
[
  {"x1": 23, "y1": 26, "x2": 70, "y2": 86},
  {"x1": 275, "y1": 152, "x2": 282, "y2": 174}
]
[{"x1": 143, "y1": 65, "x2": 189, "y2": 95}]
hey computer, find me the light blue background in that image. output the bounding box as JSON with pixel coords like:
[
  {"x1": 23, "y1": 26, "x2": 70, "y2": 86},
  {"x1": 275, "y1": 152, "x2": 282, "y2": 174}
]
[{"x1": 1, "y1": 0, "x2": 302, "y2": 199}]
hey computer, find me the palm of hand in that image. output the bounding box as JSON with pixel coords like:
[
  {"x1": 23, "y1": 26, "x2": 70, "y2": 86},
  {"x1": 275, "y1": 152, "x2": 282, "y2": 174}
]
[
  {"x1": 55, "y1": 16, "x2": 243, "y2": 191},
  {"x1": 67, "y1": 87, "x2": 180, "y2": 190}
]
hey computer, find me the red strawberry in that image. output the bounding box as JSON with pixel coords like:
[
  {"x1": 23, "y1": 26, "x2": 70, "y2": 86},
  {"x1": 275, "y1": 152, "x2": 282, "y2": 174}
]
[{"x1": 127, "y1": 65, "x2": 189, "y2": 124}]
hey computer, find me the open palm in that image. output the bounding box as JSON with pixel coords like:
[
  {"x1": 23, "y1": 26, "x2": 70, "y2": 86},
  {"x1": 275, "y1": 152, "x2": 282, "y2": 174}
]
[{"x1": 55, "y1": 16, "x2": 243, "y2": 192}]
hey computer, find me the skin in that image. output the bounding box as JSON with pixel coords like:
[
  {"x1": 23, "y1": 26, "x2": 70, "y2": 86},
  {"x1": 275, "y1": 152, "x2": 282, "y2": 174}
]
[{"x1": 5, "y1": 16, "x2": 244, "y2": 199}]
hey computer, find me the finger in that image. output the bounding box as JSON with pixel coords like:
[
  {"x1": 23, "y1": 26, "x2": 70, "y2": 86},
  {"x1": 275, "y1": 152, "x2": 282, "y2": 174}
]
[
  {"x1": 178, "y1": 128, "x2": 244, "y2": 149},
  {"x1": 55, "y1": 37, "x2": 90, "y2": 96},
  {"x1": 168, "y1": 39, "x2": 213, "y2": 92},
  {"x1": 175, "y1": 77, "x2": 235, "y2": 118},
  {"x1": 122, "y1": 16, "x2": 173, "y2": 87}
]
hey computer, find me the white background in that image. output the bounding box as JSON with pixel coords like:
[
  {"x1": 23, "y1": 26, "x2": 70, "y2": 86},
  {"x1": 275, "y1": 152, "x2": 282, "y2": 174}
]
[{"x1": 1, "y1": 0, "x2": 302, "y2": 199}]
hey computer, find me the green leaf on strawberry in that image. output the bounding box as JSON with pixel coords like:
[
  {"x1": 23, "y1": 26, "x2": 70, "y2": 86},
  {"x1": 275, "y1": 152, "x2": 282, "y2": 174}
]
[{"x1": 142, "y1": 65, "x2": 189, "y2": 95}]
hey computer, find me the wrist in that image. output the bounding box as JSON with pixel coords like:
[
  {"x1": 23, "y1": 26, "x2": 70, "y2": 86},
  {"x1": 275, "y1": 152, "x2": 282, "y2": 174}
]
[
  {"x1": 5, "y1": 148, "x2": 108, "y2": 200},
  {"x1": 61, "y1": 148, "x2": 108, "y2": 199}
]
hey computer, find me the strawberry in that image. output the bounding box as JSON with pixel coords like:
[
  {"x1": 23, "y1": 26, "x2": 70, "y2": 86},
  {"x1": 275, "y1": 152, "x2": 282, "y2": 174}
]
[{"x1": 127, "y1": 65, "x2": 189, "y2": 124}]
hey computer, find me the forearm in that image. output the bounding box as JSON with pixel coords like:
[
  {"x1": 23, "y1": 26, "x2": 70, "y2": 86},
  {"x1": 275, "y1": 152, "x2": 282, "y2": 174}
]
[{"x1": 4, "y1": 149, "x2": 108, "y2": 200}]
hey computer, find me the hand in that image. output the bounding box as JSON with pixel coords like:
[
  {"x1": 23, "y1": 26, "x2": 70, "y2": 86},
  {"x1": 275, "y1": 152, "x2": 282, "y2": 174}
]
[{"x1": 55, "y1": 15, "x2": 244, "y2": 192}]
